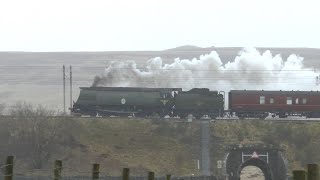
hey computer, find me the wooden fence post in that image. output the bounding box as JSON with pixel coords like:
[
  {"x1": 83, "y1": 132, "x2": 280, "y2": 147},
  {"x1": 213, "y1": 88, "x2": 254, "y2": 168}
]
[
  {"x1": 92, "y1": 163, "x2": 100, "y2": 180},
  {"x1": 166, "y1": 174, "x2": 171, "y2": 180},
  {"x1": 148, "y1": 171, "x2": 154, "y2": 180},
  {"x1": 293, "y1": 170, "x2": 307, "y2": 180},
  {"x1": 54, "y1": 160, "x2": 62, "y2": 180},
  {"x1": 4, "y1": 156, "x2": 14, "y2": 180},
  {"x1": 148, "y1": 172, "x2": 155, "y2": 180},
  {"x1": 307, "y1": 164, "x2": 319, "y2": 180},
  {"x1": 122, "y1": 168, "x2": 130, "y2": 180}
]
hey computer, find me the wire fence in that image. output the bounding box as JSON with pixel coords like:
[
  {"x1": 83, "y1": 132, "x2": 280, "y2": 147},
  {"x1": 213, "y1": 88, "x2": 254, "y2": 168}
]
[
  {"x1": 0, "y1": 156, "x2": 223, "y2": 180},
  {"x1": 3, "y1": 176, "x2": 220, "y2": 180}
]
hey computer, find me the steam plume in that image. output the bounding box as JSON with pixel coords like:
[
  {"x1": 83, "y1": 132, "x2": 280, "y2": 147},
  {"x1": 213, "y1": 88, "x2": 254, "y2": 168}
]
[{"x1": 92, "y1": 48, "x2": 319, "y2": 91}]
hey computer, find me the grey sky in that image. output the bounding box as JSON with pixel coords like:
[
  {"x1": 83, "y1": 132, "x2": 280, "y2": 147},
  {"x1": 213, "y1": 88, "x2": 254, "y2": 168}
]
[{"x1": 0, "y1": 0, "x2": 319, "y2": 51}]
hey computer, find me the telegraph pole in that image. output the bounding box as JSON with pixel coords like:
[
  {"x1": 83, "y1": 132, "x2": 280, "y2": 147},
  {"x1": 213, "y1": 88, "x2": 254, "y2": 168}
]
[
  {"x1": 70, "y1": 65, "x2": 73, "y2": 110},
  {"x1": 63, "y1": 65, "x2": 66, "y2": 114}
]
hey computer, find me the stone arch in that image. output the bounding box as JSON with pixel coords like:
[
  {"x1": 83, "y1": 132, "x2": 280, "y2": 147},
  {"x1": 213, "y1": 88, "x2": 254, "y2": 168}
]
[
  {"x1": 238, "y1": 158, "x2": 273, "y2": 180},
  {"x1": 225, "y1": 145, "x2": 288, "y2": 180}
]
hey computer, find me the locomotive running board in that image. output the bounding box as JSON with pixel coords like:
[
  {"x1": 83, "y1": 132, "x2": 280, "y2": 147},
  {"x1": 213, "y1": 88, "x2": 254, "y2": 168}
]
[{"x1": 97, "y1": 109, "x2": 139, "y2": 114}]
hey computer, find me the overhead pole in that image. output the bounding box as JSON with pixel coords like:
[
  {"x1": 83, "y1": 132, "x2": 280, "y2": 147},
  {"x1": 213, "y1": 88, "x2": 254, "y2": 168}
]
[
  {"x1": 70, "y1": 65, "x2": 73, "y2": 111},
  {"x1": 63, "y1": 65, "x2": 66, "y2": 114}
]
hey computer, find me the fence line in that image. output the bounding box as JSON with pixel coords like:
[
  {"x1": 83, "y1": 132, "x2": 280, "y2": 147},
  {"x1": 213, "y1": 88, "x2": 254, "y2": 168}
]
[
  {"x1": 13, "y1": 156, "x2": 320, "y2": 180},
  {"x1": 1, "y1": 156, "x2": 226, "y2": 180},
  {"x1": 6, "y1": 155, "x2": 320, "y2": 180}
]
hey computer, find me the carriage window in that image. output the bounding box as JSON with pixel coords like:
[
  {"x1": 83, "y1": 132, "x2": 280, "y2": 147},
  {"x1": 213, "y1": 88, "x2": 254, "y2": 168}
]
[
  {"x1": 302, "y1": 98, "x2": 307, "y2": 104},
  {"x1": 270, "y1": 98, "x2": 274, "y2": 104},
  {"x1": 260, "y1": 96, "x2": 265, "y2": 104},
  {"x1": 171, "y1": 91, "x2": 178, "y2": 98},
  {"x1": 286, "y1": 97, "x2": 292, "y2": 105},
  {"x1": 295, "y1": 98, "x2": 299, "y2": 104}
]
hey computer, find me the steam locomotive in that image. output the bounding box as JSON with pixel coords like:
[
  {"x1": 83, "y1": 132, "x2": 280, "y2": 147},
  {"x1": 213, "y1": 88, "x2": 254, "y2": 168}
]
[{"x1": 71, "y1": 87, "x2": 320, "y2": 119}]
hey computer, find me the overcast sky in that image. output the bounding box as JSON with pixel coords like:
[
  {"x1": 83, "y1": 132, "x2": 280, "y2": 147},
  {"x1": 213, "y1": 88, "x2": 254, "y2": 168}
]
[{"x1": 0, "y1": 0, "x2": 319, "y2": 51}]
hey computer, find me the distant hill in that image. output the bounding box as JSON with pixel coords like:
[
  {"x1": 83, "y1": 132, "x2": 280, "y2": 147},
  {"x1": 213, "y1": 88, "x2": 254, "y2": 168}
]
[{"x1": 164, "y1": 45, "x2": 205, "y2": 51}]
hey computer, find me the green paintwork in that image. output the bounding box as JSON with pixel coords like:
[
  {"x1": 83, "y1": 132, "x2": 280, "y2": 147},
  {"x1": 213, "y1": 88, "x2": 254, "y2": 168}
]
[
  {"x1": 174, "y1": 93, "x2": 224, "y2": 110},
  {"x1": 75, "y1": 87, "x2": 177, "y2": 107},
  {"x1": 73, "y1": 87, "x2": 224, "y2": 115}
]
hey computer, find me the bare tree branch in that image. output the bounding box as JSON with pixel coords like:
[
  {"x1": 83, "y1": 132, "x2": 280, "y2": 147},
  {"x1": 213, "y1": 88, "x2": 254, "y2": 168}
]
[{"x1": 7, "y1": 102, "x2": 75, "y2": 169}]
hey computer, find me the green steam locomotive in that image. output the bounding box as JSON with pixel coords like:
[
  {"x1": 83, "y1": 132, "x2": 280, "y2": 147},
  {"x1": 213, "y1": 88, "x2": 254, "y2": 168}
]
[{"x1": 71, "y1": 87, "x2": 224, "y2": 119}]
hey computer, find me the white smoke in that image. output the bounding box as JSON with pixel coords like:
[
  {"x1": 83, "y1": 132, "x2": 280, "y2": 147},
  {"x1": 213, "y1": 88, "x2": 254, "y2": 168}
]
[{"x1": 93, "y1": 48, "x2": 319, "y2": 91}]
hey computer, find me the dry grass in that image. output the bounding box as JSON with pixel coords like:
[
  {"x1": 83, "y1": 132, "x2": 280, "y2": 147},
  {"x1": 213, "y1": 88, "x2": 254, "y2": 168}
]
[{"x1": 51, "y1": 118, "x2": 200, "y2": 176}]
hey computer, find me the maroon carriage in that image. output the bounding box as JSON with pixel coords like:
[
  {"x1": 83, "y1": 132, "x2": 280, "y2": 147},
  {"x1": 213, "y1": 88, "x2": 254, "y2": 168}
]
[{"x1": 229, "y1": 90, "x2": 320, "y2": 119}]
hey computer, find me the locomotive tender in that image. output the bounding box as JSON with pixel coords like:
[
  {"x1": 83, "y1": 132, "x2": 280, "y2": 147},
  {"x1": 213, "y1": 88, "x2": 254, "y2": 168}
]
[{"x1": 72, "y1": 87, "x2": 320, "y2": 119}]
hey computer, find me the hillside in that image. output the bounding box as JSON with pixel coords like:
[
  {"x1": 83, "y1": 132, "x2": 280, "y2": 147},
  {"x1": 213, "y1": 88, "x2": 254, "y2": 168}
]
[
  {"x1": 1, "y1": 116, "x2": 320, "y2": 177},
  {"x1": 0, "y1": 117, "x2": 201, "y2": 176},
  {"x1": 1, "y1": 47, "x2": 320, "y2": 67}
]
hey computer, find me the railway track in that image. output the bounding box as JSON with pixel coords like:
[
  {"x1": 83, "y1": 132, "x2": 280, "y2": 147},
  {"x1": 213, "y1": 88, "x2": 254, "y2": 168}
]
[
  {"x1": 75, "y1": 116, "x2": 320, "y2": 123},
  {"x1": 214, "y1": 117, "x2": 320, "y2": 123},
  {"x1": 1, "y1": 115, "x2": 320, "y2": 122}
]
